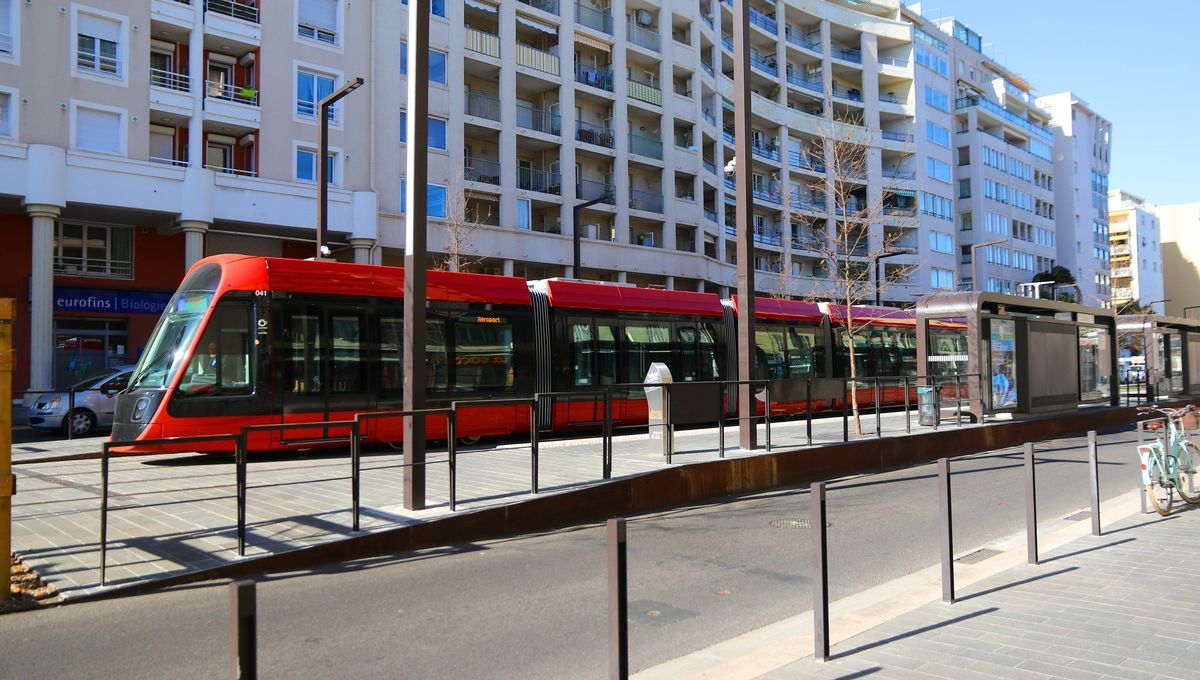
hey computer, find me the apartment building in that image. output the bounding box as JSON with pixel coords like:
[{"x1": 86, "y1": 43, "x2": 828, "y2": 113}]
[
  {"x1": 1039, "y1": 91, "x2": 1113, "y2": 307},
  {"x1": 1106, "y1": 189, "x2": 1164, "y2": 313},
  {"x1": 1153, "y1": 201, "x2": 1200, "y2": 319}
]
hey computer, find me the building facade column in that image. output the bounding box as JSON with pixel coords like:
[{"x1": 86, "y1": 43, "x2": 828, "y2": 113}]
[
  {"x1": 179, "y1": 220, "x2": 209, "y2": 268},
  {"x1": 350, "y1": 238, "x2": 375, "y2": 264},
  {"x1": 502, "y1": 259, "x2": 514, "y2": 277},
  {"x1": 26, "y1": 204, "x2": 60, "y2": 391}
]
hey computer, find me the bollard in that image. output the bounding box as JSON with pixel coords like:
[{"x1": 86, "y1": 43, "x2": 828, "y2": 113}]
[
  {"x1": 938, "y1": 458, "x2": 954, "y2": 603},
  {"x1": 1024, "y1": 442, "x2": 1038, "y2": 565},
  {"x1": 448, "y1": 411, "x2": 458, "y2": 512},
  {"x1": 607, "y1": 518, "x2": 628, "y2": 680},
  {"x1": 230, "y1": 580, "x2": 257, "y2": 680},
  {"x1": 603, "y1": 388, "x2": 613, "y2": 480},
  {"x1": 841, "y1": 381, "x2": 849, "y2": 443},
  {"x1": 873, "y1": 378, "x2": 882, "y2": 437},
  {"x1": 0, "y1": 298, "x2": 13, "y2": 603},
  {"x1": 811, "y1": 481, "x2": 830, "y2": 662},
  {"x1": 805, "y1": 378, "x2": 813, "y2": 447},
  {"x1": 717, "y1": 386, "x2": 726, "y2": 458},
  {"x1": 237, "y1": 433, "x2": 247, "y2": 558},
  {"x1": 530, "y1": 401, "x2": 539, "y2": 494},
  {"x1": 100, "y1": 441, "x2": 110, "y2": 586},
  {"x1": 663, "y1": 384, "x2": 673, "y2": 465},
  {"x1": 1138, "y1": 421, "x2": 1148, "y2": 514},
  {"x1": 764, "y1": 386, "x2": 772, "y2": 453},
  {"x1": 903, "y1": 376, "x2": 911, "y2": 434},
  {"x1": 1087, "y1": 430, "x2": 1101, "y2": 536},
  {"x1": 954, "y1": 375, "x2": 962, "y2": 426},
  {"x1": 350, "y1": 421, "x2": 361, "y2": 531},
  {"x1": 67, "y1": 389, "x2": 76, "y2": 441}
]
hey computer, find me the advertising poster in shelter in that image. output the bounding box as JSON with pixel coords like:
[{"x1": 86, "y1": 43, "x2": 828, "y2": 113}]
[{"x1": 990, "y1": 319, "x2": 1017, "y2": 409}]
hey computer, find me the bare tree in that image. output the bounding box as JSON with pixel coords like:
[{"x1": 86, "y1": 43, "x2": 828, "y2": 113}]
[
  {"x1": 431, "y1": 166, "x2": 495, "y2": 273},
  {"x1": 799, "y1": 114, "x2": 920, "y2": 435}
]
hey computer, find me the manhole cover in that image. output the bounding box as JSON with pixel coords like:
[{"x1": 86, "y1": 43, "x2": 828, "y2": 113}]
[
  {"x1": 956, "y1": 548, "x2": 1001, "y2": 564},
  {"x1": 769, "y1": 519, "x2": 830, "y2": 529},
  {"x1": 1066, "y1": 510, "x2": 1092, "y2": 522}
]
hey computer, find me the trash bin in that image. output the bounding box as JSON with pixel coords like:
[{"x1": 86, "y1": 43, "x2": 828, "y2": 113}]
[
  {"x1": 644, "y1": 362, "x2": 673, "y2": 457},
  {"x1": 918, "y1": 385, "x2": 941, "y2": 427}
]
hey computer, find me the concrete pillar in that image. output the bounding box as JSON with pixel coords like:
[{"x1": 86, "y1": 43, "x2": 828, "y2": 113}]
[
  {"x1": 350, "y1": 238, "x2": 375, "y2": 264},
  {"x1": 665, "y1": 275, "x2": 675, "y2": 290},
  {"x1": 617, "y1": 271, "x2": 628, "y2": 284},
  {"x1": 179, "y1": 220, "x2": 209, "y2": 268},
  {"x1": 188, "y1": 1, "x2": 204, "y2": 166},
  {"x1": 26, "y1": 204, "x2": 59, "y2": 391},
  {"x1": 502, "y1": 259, "x2": 514, "y2": 277}
]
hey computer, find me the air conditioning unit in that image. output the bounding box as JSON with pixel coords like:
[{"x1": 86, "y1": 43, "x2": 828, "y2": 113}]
[
  {"x1": 636, "y1": 9, "x2": 653, "y2": 26},
  {"x1": 585, "y1": 223, "x2": 599, "y2": 239},
  {"x1": 237, "y1": 133, "x2": 256, "y2": 147}
]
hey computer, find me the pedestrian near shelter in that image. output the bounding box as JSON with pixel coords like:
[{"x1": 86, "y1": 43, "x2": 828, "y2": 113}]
[{"x1": 915, "y1": 292, "x2": 1119, "y2": 422}]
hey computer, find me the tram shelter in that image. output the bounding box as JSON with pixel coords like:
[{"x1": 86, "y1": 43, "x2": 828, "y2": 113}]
[
  {"x1": 1117, "y1": 314, "x2": 1200, "y2": 400},
  {"x1": 915, "y1": 292, "x2": 1119, "y2": 422}
]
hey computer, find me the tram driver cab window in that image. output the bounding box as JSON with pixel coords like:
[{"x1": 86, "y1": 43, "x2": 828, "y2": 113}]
[{"x1": 178, "y1": 302, "x2": 253, "y2": 397}]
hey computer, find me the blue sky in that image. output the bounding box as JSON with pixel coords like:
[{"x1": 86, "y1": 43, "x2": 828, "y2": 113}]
[{"x1": 912, "y1": 0, "x2": 1199, "y2": 206}]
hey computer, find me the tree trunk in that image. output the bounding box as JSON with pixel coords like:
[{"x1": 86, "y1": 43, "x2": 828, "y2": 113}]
[{"x1": 848, "y1": 333, "x2": 863, "y2": 436}]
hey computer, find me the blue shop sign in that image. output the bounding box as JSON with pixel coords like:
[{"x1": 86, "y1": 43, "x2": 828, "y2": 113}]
[{"x1": 55, "y1": 287, "x2": 173, "y2": 315}]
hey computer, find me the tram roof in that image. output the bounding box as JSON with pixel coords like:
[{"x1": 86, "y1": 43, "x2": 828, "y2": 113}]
[
  {"x1": 730, "y1": 296, "x2": 824, "y2": 322},
  {"x1": 540, "y1": 279, "x2": 725, "y2": 316},
  {"x1": 824, "y1": 304, "x2": 917, "y2": 327}
]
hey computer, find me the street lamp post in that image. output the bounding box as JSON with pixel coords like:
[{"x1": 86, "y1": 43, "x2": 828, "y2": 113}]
[
  {"x1": 969, "y1": 239, "x2": 1007, "y2": 292},
  {"x1": 732, "y1": 0, "x2": 756, "y2": 451},
  {"x1": 1183, "y1": 305, "x2": 1200, "y2": 319},
  {"x1": 315, "y1": 77, "x2": 364, "y2": 260},
  {"x1": 1142, "y1": 299, "x2": 1171, "y2": 315},
  {"x1": 572, "y1": 193, "x2": 614, "y2": 278},
  {"x1": 871, "y1": 250, "x2": 911, "y2": 306}
]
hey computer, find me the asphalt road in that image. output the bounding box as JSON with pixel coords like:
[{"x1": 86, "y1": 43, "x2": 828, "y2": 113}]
[{"x1": 0, "y1": 427, "x2": 1147, "y2": 679}]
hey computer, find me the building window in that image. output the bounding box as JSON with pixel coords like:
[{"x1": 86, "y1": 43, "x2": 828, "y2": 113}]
[
  {"x1": 517, "y1": 198, "x2": 531, "y2": 230},
  {"x1": 429, "y1": 117, "x2": 447, "y2": 149},
  {"x1": 399, "y1": 110, "x2": 406, "y2": 143},
  {"x1": 400, "y1": 41, "x2": 407, "y2": 75},
  {"x1": 925, "y1": 122, "x2": 950, "y2": 148},
  {"x1": 924, "y1": 85, "x2": 948, "y2": 112},
  {"x1": 1, "y1": 0, "x2": 17, "y2": 58},
  {"x1": 929, "y1": 231, "x2": 954, "y2": 254},
  {"x1": 400, "y1": 179, "x2": 406, "y2": 212},
  {"x1": 931, "y1": 267, "x2": 954, "y2": 290},
  {"x1": 960, "y1": 212, "x2": 972, "y2": 231},
  {"x1": 298, "y1": 0, "x2": 339, "y2": 45},
  {"x1": 75, "y1": 10, "x2": 123, "y2": 79},
  {"x1": 296, "y1": 69, "x2": 337, "y2": 121},
  {"x1": 927, "y1": 158, "x2": 951, "y2": 183},
  {"x1": 0, "y1": 90, "x2": 12, "y2": 137},
  {"x1": 430, "y1": 49, "x2": 448, "y2": 84},
  {"x1": 432, "y1": 0, "x2": 446, "y2": 18},
  {"x1": 54, "y1": 221, "x2": 133, "y2": 278},
  {"x1": 72, "y1": 103, "x2": 125, "y2": 155},
  {"x1": 428, "y1": 184, "x2": 448, "y2": 218},
  {"x1": 295, "y1": 146, "x2": 337, "y2": 185}
]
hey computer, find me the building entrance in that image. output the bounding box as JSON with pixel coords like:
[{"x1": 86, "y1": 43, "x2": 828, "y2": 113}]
[{"x1": 54, "y1": 318, "x2": 129, "y2": 388}]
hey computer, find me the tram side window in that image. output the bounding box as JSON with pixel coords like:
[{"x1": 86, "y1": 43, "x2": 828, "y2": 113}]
[
  {"x1": 677, "y1": 325, "x2": 698, "y2": 381},
  {"x1": 178, "y1": 301, "x2": 253, "y2": 397},
  {"x1": 330, "y1": 313, "x2": 365, "y2": 393},
  {"x1": 378, "y1": 315, "x2": 403, "y2": 394},
  {"x1": 787, "y1": 328, "x2": 823, "y2": 378},
  {"x1": 452, "y1": 314, "x2": 514, "y2": 392},
  {"x1": 281, "y1": 310, "x2": 323, "y2": 394},
  {"x1": 698, "y1": 322, "x2": 723, "y2": 381},
  {"x1": 624, "y1": 322, "x2": 671, "y2": 383},
  {"x1": 569, "y1": 319, "x2": 595, "y2": 386},
  {"x1": 834, "y1": 329, "x2": 872, "y2": 379},
  {"x1": 426, "y1": 319, "x2": 449, "y2": 391},
  {"x1": 596, "y1": 322, "x2": 618, "y2": 385},
  {"x1": 755, "y1": 329, "x2": 787, "y2": 380}
]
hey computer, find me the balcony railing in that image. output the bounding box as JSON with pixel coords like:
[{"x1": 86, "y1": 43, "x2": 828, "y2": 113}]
[
  {"x1": 831, "y1": 46, "x2": 862, "y2": 63},
  {"x1": 749, "y1": 8, "x2": 777, "y2": 34},
  {"x1": 465, "y1": 28, "x2": 501, "y2": 58},
  {"x1": 753, "y1": 187, "x2": 782, "y2": 205},
  {"x1": 724, "y1": 176, "x2": 735, "y2": 190},
  {"x1": 881, "y1": 130, "x2": 913, "y2": 142},
  {"x1": 788, "y1": 151, "x2": 825, "y2": 173},
  {"x1": 149, "y1": 156, "x2": 189, "y2": 167},
  {"x1": 884, "y1": 169, "x2": 917, "y2": 180},
  {"x1": 750, "y1": 54, "x2": 778, "y2": 77},
  {"x1": 576, "y1": 63, "x2": 614, "y2": 91},
  {"x1": 754, "y1": 230, "x2": 783, "y2": 246},
  {"x1": 702, "y1": 110, "x2": 716, "y2": 127},
  {"x1": 577, "y1": 178, "x2": 615, "y2": 203},
  {"x1": 702, "y1": 14, "x2": 714, "y2": 31},
  {"x1": 206, "y1": 0, "x2": 259, "y2": 23},
  {"x1": 703, "y1": 208, "x2": 718, "y2": 223},
  {"x1": 77, "y1": 48, "x2": 121, "y2": 78},
  {"x1": 628, "y1": 132, "x2": 663, "y2": 160},
  {"x1": 464, "y1": 157, "x2": 501, "y2": 186},
  {"x1": 832, "y1": 83, "x2": 863, "y2": 102},
  {"x1": 207, "y1": 80, "x2": 259, "y2": 106},
  {"x1": 878, "y1": 55, "x2": 909, "y2": 68},
  {"x1": 955, "y1": 95, "x2": 1054, "y2": 141},
  {"x1": 518, "y1": 167, "x2": 561, "y2": 195},
  {"x1": 150, "y1": 67, "x2": 189, "y2": 91},
  {"x1": 576, "y1": 120, "x2": 615, "y2": 148},
  {"x1": 722, "y1": 128, "x2": 734, "y2": 144},
  {"x1": 702, "y1": 158, "x2": 717, "y2": 175},
  {"x1": 576, "y1": 2, "x2": 613, "y2": 34},
  {"x1": 516, "y1": 43, "x2": 560, "y2": 76},
  {"x1": 784, "y1": 29, "x2": 821, "y2": 53},
  {"x1": 721, "y1": 33, "x2": 733, "y2": 52},
  {"x1": 465, "y1": 91, "x2": 502, "y2": 121},
  {"x1": 883, "y1": 205, "x2": 917, "y2": 216},
  {"x1": 205, "y1": 163, "x2": 257, "y2": 177},
  {"x1": 629, "y1": 188, "x2": 665, "y2": 213},
  {"x1": 627, "y1": 79, "x2": 662, "y2": 106},
  {"x1": 701, "y1": 61, "x2": 715, "y2": 77},
  {"x1": 792, "y1": 236, "x2": 823, "y2": 252},
  {"x1": 626, "y1": 22, "x2": 661, "y2": 52},
  {"x1": 516, "y1": 103, "x2": 561, "y2": 135},
  {"x1": 518, "y1": 0, "x2": 560, "y2": 14},
  {"x1": 786, "y1": 71, "x2": 822, "y2": 94},
  {"x1": 752, "y1": 142, "x2": 780, "y2": 162},
  {"x1": 791, "y1": 194, "x2": 827, "y2": 212}
]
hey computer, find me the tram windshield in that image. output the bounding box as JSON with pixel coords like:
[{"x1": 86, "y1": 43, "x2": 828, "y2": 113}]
[{"x1": 127, "y1": 264, "x2": 222, "y2": 390}]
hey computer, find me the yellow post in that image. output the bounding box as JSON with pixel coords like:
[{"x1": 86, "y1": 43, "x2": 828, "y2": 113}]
[{"x1": 0, "y1": 298, "x2": 13, "y2": 602}]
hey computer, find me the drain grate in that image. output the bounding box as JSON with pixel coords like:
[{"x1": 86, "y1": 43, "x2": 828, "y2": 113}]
[
  {"x1": 1066, "y1": 510, "x2": 1092, "y2": 522},
  {"x1": 956, "y1": 548, "x2": 1001, "y2": 564},
  {"x1": 770, "y1": 519, "x2": 831, "y2": 529}
]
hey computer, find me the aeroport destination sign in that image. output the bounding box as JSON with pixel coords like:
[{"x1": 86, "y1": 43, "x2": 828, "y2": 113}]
[{"x1": 54, "y1": 287, "x2": 173, "y2": 315}]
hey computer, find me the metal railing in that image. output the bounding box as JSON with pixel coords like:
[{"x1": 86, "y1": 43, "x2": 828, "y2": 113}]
[
  {"x1": 702, "y1": 110, "x2": 716, "y2": 127},
  {"x1": 464, "y1": 91, "x2": 502, "y2": 121},
  {"x1": 786, "y1": 71, "x2": 823, "y2": 94},
  {"x1": 832, "y1": 84, "x2": 863, "y2": 102},
  {"x1": 749, "y1": 7, "x2": 777, "y2": 34},
  {"x1": 703, "y1": 207, "x2": 718, "y2": 222},
  {"x1": 518, "y1": 0, "x2": 559, "y2": 13},
  {"x1": 955, "y1": 95, "x2": 1054, "y2": 141},
  {"x1": 77, "y1": 50, "x2": 121, "y2": 78},
  {"x1": 788, "y1": 150, "x2": 826, "y2": 173},
  {"x1": 575, "y1": 63, "x2": 614, "y2": 91},
  {"x1": 884, "y1": 168, "x2": 917, "y2": 180},
  {"x1": 149, "y1": 156, "x2": 189, "y2": 167},
  {"x1": 205, "y1": 164, "x2": 258, "y2": 177},
  {"x1": 626, "y1": 22, "x2": 660, "y2": 52},
  {"x1": 750, "y1": 54, "x2": 778, "y2": 77},
  {"x1": 702, "y1": 158, "x2": 717, "y2": 176},
  {"x1": 516, "y1": 43, "x2": 560, "y2": 76},
  {"x1": 518, "y1": 166, "x2": 561, "y2": 194},
  {"x1": 831, "y1": 46, "x2": 862, "y2": 63},
  {"x1": 150, "y1": 67, "x2": 189, "y2": 91},
  {"x1": 881, "y1": 130, "x2": 913, "y2": 141},
  {"x1": 207, "y1": 80, "x2": 259, "y2": 106},
  {"x1": 465, "y1": 27, "x2": 501, "y2": 58},
  {"x1": 464, "y1": 156, "x2": 501, "y2": 185},
  {"x1": 627, "y1": 132, "x2": 663, "y2": 160},
  {"x1": 575, "y1": 2, "x2": 612, "y2": 34},
  {"x1": 575, "y1": 120, "x2": 615, "y2": 148},
  {"x1": 53, "y1": 255, "x2": 133, "y2": 278},
  {"x1": 752, "y1": 142, "x2": 780, "y2": 162},
  {"x1": 516, "y1": 103, "x2": 561, "y2": 135},
  {"x1": 753, "y1": 187, "x2": 782, "y2": 204},
  {"x1": 576, "y1": 178, "x2": 615, "y2": 203},
  {"x1": 205, "y1": 0, "x2": 259, "y2": 23},
  {"x1": 784, "y1": 29, "x2": 821, "y2": 53},
  {"x1": 879, "y1": 55, "x2": 909, "y2": 67},
  {"x1": 701, "y1": 61, "x2": 715, "y2": 77},
  {"x1": 628, "y1": 188, "x2": 664, "y2": 213},
  {"x1": 627, "y1": 79, "x2": 662, "y2": 106}
]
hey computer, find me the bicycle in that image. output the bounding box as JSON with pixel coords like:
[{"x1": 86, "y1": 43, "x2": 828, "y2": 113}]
[{"x1": 1136, "y1": 404, "x2": 1200, "y2": 515}]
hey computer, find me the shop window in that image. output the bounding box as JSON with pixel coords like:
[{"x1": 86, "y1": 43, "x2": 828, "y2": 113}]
[{"x1": 53, "y1": 222, "x2": 133, "y2": 278}]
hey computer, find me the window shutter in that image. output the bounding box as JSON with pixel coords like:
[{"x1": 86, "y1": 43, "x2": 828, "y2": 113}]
[
  {"x1": 77, "y1": 13, "x2": 121, "y2": 43},
  {"x1": 298, "y1": 0, "x2": 337, "y2": 31},
  {"x1": 76, "y1": 107, "x2": 121, "y2": 153}
]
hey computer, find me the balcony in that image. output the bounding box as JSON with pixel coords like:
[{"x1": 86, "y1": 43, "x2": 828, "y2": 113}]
[
  {"x1": 754, "y1": 230, "x2": 783, "y2": 247},
  {"x1": 752, "y1": 141, "x2": 780, "y2": 163},
  {"x1": 883, "y1": 205, "x2": 917, "y2": 217},
  {"x1": 831, "y1": 45, "x2": 862, "y2": 64},
  {"x1": 1111, "y1": 244, "x2": 1131, "y2": 256},
  {"x1": 518, "y1": 0, "x2": 560, "y2": 14},
  {"x1": 703, "y1": 158, "x2": 717, "y2": 175},
  {"x1": 627, "y1": 22, "x2": 661, "y2": 52},
  {"x1": 627, "y1": 79, "x2": 662, "y2": 107},
  {"x1": 149, "y1": 67, "x2": 193, "y2": 115},
  {"x1": 465, "y1": 91, "x2": 502, "y2": 121},
  {"x1": 791, "y1": 193, "x2": 827, "y2": 212},
  {"x1": 703, "y1": 208, "x2": 718, "y2": 223},
  {"x1": 516, "y1": 103, "x2": 561, "y2": 135},
  {"x1": 576, "y1": 120, "x2": 615, "y2": 148},
  {"x1": 881, "y1": 130, "x2": 913, "y2": 142},
  {"x1": 753, "y1": 187, "x2": 782, "y2": 205},
  {"x1": 629, "y1": 188, "x2": 665, "y2": 213},
  {"x1": 749, "y1": 8, "x2": 777, "y2": 34},
  {"x1": 205, "y1": 80, "x2": 260, "y2": 127},
  {"x1": 1111, "y1": 267, "x2": 1133, "y2": 278},
  {"x1": 628, "y1": 132, "x2": 663, "y2": 161},
  {"x1": 577, "y1": 178, "x2": 616, "y2": 203},
  {"x1": 464, "y1": 157, "x2": 501, "y2": 186},
  {"x1": 788, "y1": 151, "x2": 825, "y2": 173},
  {"x1": 576, "y1": 63, "x2": 614, "y2": 92},
  {"x1": 701, "y1": 61, "x2": 715, "y2": 77},
  {"x1": 576, "y1": 2, "x2": 612, "y2": 34},
  {"x1": 750, "y1": 54, "x2": 778, "y2": 77},
  {"x1": 955, "y1": 95, "x2": 1054, "y2": 142},
  {"x1": 206, "y1": 0, "x2": 258, "y2": 23},
  {"x1": 784, "y1": 28, "x2": 821, "y2": 53},
  {"x1": 518, "y1": 167, "x2": 561, "y2": 195},
  {"x1": 465, "y1": 28, "x2": 501, "y2": 58},
  {"x1": 831, "y1": 83, "x2": 863, "y2": 103},
  {"x1": 786, "y1": 71, "x2": 823, "y2": 95},
  {"x1": 702, "y1": 110, "x2": 716, "y2": 127},
  {"x1": 516, "y1": 43, "x2": 560, "y2": 76},
  {"x1": 205, "y1": 163, "x2": 257, "y2": 178},
  {"x1": 884, "y1": 169, "x2": 917, "y2": 181},
  {"x1": 150, "y1": 67, "x2": 189, "y2": 92},
  {"x1": 792, "y1": 236, "x2": 824, "y2": 252}
]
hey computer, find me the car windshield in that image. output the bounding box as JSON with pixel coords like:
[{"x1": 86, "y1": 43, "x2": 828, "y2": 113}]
[
  {"x1": 69, "y1": 368, "x2": 120, "y2": 391},
  {"x1": 128, "y1": 264, "x2": 223, "y2": 390}
]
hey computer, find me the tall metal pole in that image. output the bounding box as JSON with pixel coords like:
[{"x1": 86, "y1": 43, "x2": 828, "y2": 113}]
[
  {"x1": 572, "y1": 194, "x2": 612, "y2": 277},
  {"x1": 733, "y1": 0, "x2": 756, "y2": 451},
  {"x1": 403, "y1": 1, "x2": 431, "y2": 510},
  {"x1": 315, "y1": 78, "x2": 364, "y2": 260},
  {"x1": 970, "y1": 239, "x2": 1005, "y2": 291},
  {"x1": 0, "y1": 299, "x2": 12, "y2": 603}
]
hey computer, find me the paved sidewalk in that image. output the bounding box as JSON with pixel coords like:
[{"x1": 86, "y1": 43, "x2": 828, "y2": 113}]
[
  {"x1": 10, "y1": 408, "x2": 977, "y2": 599},
  {"x1": 639, "y1": 491, "x2": 1200, "y2": 679}
]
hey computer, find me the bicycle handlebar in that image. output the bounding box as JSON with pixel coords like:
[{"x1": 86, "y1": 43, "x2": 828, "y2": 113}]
[{"x1": 1137, "y1": 404, "x2": 1197, "y2": 418}]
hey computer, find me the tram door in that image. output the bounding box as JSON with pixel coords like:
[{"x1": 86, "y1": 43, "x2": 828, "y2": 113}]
[{"x1": 276, "y1": 302, "x2": 370, "y2": 439}]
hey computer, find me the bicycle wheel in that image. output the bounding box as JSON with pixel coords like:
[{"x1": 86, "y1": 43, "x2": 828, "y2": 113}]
[
  {"x1": 1147, "y1": 467, "x2": 1174, "y2": 516},
  {"x1": 1176, "y1": 442, "x2": 1200, "y2": 505}
]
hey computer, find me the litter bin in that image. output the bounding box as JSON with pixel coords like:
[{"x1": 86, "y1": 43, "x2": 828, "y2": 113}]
[
  {"x1": 918, "y1": 385, "x2": 941, "y2": 427},
  {"x1": 644, "y1": 362, "x2": 673, "y2": 457}
]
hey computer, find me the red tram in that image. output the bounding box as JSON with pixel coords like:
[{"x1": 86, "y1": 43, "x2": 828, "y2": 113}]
[{"x1": 113, "y1": 255, "x2": 942, "y2": 452}]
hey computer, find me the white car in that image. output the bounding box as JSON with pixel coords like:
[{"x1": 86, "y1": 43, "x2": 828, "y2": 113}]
[{"x1": 25, "y1": 366, "x2": 134, "y2": 436}]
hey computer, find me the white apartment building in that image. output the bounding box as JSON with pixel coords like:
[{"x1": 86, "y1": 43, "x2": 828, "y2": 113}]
[
  {"x1": 1106, "y1": 189, "x2": 1164, "y2": 313},
  {"x1": 1039, "y1": 91, "x2": 1113, "y2": 307}
]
